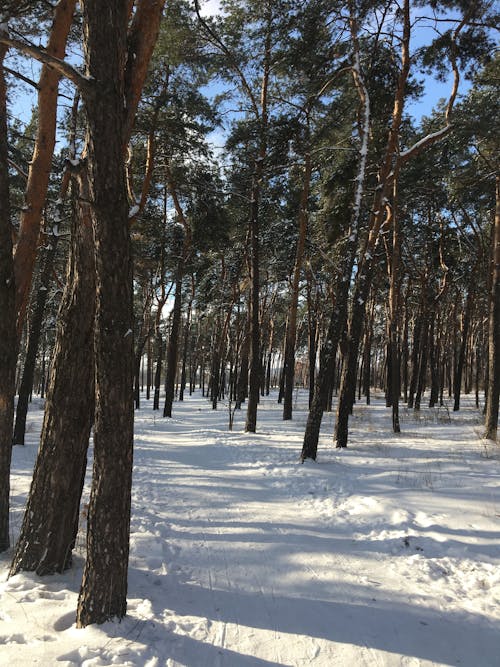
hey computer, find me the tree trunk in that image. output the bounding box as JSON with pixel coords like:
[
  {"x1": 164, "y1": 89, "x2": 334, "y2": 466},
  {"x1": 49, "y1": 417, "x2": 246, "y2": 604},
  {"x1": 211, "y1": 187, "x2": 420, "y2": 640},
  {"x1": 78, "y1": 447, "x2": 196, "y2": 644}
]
[
  {"x1": 0, "y1": 44, "x2": 17, "y2": 552},
  {"x1": 283, "y1": 143, "x2": 311, "y2": 420},
  {"x1": 245, "y1": 9, "x2": 272, "y2": 432},
  {"x1": 179, "y1": 300, "x2": 192, "y2": 402},
  {"x1": 146, "y1": 335, "x2": 152, "y2": 400},
  {"x1": 10, "y1": 167, "x2": 95, "y2": 575},
  {"x1": 335, "y1": 269, "x2": 373, "y2": 448},
  {"x1": 428, "y1": 316, "x2": 440, "y2": 408},
  {"x1": 414, "y1": 311, "x2": 430, "y2": 411},
  {"x1": 407, "y1": 316, "x2": 421, "y2": 408},
  {"x1": 300, "y1": 281, "x2": 351, "y2": 461},
  {"x1": 76, "y1": 0, "x2": 134, "y2": 627},
  {"x1": 153, "y1": 329, "x2": 164, "y2": 410},
  {"x1": 163, "y1": 263, "x2": 183, "y2": 418},
  {"x1": 13, "y1": 0, "x2": 77, "y2": 334},
  {"x1": 236, "y1": 324, "x2": 249, "y2": 409},
  {"x1": 454, "y1": 287, "x2": 474, "y2": 411},
  {"x1": 485, "y1": 175, "x2": 500, "y2": 439}
]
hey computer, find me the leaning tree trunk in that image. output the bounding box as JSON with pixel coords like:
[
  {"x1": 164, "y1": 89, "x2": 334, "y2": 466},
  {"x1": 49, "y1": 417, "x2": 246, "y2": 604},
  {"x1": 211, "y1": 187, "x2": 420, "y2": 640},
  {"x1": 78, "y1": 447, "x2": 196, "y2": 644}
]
[
  {"x1": 12, "y1": 0, "x2": 77, "y2": 335},
  {"x1": 300, "y1": 276, "x2": 352, "y2": 462},
  {"x1": 13, "y1": 230, "x2": 59, "y2": 446},
  {"x1": 10, "y1": 167, "x2": 96, "y2": 575},
  {"x1": 0, "y1": 44, "x2": 17, "y2": 552}
]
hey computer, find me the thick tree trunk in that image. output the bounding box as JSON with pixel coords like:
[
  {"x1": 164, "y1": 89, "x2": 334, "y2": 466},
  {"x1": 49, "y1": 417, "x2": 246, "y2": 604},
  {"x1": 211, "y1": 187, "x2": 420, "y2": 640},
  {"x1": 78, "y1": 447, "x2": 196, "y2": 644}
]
[
  {"x1": 76, "y1": 0, "x2": 134, "y2": 627},
  {"x1": 10, "y1": 169, "x2": 95, "y2": 575},
  {"x1": 13, "y1": 232, "x2": 58, "y2": 446},
  {"x1": 485, "y1": 175, "x2": 500, "y2": 439},
  {"x1": 0, "y1": 45, "x2": 17, "y2": 552}
]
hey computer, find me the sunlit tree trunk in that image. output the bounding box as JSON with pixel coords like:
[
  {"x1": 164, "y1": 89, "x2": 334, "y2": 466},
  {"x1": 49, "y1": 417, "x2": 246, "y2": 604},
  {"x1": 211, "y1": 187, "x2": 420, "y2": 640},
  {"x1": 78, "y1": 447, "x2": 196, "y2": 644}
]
[{"x1": 13, "y1": 0, "x2": 77, "y2": 335}]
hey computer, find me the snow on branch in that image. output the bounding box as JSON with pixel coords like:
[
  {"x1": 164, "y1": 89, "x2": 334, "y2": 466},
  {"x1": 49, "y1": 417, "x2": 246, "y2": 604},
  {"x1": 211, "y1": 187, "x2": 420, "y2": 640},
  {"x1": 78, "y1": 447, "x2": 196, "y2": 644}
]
[{"x1": 398, "y1": 125, "x2": 452, "y2": 165}]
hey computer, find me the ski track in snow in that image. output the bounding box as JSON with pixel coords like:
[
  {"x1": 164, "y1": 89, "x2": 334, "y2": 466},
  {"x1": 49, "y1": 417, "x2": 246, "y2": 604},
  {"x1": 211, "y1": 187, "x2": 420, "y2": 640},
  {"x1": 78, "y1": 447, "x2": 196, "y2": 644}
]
[{"x1": 1, "y1": 390, "x2": 499, "y2": 666}]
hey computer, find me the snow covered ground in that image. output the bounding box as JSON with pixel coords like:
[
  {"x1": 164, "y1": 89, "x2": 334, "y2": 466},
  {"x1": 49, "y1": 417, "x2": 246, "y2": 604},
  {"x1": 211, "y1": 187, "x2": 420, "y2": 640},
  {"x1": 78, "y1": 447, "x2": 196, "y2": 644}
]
[{"x1": 1, "y1": 390, "x2": 499, "y2": 666}]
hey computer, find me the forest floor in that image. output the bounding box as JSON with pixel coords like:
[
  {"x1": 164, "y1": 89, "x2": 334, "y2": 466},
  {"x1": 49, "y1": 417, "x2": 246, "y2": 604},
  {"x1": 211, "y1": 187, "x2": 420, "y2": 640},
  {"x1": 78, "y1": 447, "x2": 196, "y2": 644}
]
[{"x1": 1, "y1": 389, "x2": 499, "y2": 666}]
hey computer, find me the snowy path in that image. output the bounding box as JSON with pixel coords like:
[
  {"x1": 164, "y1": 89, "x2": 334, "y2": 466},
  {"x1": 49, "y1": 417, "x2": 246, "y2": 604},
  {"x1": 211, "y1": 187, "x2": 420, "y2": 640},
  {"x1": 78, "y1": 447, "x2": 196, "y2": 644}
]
[{"x1": 1, "y1": 391, "x2": 499, "y2": 666}]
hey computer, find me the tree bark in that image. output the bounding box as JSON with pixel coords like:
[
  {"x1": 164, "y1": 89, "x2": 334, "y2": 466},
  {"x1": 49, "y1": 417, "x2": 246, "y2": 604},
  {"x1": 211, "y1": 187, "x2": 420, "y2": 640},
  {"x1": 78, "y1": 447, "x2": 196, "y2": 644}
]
[
  {"x1": 485, "y1": 175, "x2": 500, "y2": 439},
  {"x1": 13, "y1": 0, "x2": 77, "y2": 335},
  {"x1": 453, "y1": 287, "x2": 474, "y2": 411},
  {"x1": 0, "y1": 44, "x2": 17, "y2": 552},
  {"x1": 10, "y1": 167, "x2": 95, "y2": 575},
  {"x1": 163, "y1": 263, "x2": 183, "y2": 418},
  {"x1": 283, "y1": 143, "x2": 312, "y2": 420},
  {"x1": 76, "y1": 0, "x2": 133, "y2": 627},
  {"x1": 245, "y1": 8, "x2": 272, "y2": 433}
]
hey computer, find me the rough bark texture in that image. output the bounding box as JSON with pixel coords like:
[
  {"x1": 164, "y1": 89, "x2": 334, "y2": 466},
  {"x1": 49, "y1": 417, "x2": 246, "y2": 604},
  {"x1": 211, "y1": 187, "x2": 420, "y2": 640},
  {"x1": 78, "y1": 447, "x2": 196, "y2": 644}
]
[
  {"x1": 76, "y1": 0, "x2": 133, "y2": 627},
  {"x1": 485, "y1": 175, "x2": 500, "y2": 439},
  {"x1": 10, "y1": 170, "x2": 95, "y2": 575},
  {"x1": 0, "y1": 44, "x2": 17, "y2": 552}
]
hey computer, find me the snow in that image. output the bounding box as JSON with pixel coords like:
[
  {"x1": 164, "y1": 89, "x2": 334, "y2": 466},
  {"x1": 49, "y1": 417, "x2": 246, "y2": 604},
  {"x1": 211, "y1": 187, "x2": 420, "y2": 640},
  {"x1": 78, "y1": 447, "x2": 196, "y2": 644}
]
[
  {"x1": 1, "y1": 390, "x2": 499, "y2": 666},
  {"x1": 399, "y1": 127, "x2": 450, "y2": 161}
]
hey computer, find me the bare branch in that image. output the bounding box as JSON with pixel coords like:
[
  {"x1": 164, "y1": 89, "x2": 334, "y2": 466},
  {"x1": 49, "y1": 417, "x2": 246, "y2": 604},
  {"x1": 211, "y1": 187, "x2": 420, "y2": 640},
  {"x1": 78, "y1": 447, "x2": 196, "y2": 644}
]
[
  {"x1": 2, "y1": 65, "x2": 39, "y2": 89},
  {"x1": 0, "y1": 34, "x2": 90, "y2": 93}
]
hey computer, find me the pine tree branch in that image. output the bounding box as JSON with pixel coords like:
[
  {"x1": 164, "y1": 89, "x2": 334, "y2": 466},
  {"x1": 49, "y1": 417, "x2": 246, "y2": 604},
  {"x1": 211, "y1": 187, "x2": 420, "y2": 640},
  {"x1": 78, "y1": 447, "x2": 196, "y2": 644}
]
[
  {"x1": 0, "y1": 34, "x2": 90, "y2": 93},
  {"x1": 193, "y1": 0, "x2": 260, "y2": 120}
]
